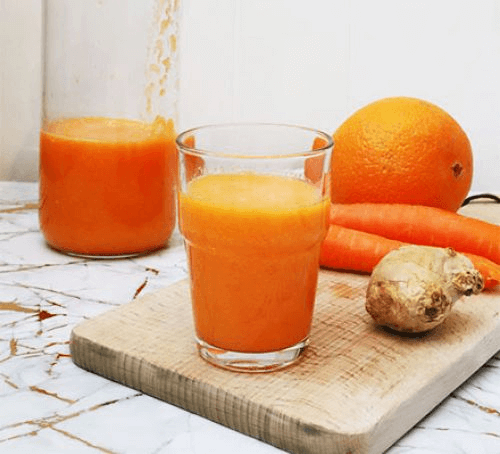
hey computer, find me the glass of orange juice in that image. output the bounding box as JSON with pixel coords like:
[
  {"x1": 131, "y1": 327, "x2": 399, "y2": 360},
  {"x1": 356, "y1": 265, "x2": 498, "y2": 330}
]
[
  {"x1": 39, "y1": 0, "x2": 180, "y2": 258},
  {"x1": 176, "y1": 124, "x2": 333, "y2": 372}
]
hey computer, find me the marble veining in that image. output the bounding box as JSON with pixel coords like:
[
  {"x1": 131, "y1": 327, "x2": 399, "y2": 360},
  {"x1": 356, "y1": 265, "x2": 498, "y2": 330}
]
[{"x1": 0, "y1": 182, "x2": 499, "y2": 453}]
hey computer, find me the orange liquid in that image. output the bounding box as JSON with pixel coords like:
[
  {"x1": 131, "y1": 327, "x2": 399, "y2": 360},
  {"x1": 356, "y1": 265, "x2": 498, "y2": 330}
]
[
  {"x1": 39, "y1": 117, "x2": 177, "y2": 256},
  {"x1": 179, "y1": 173, "x2": 328, "y2": 353}
]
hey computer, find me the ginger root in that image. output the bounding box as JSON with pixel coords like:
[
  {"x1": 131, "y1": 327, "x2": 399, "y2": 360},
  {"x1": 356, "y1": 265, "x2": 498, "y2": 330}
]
[{"x1": 365, "y1": 246, "x2": 484, "y2": 333}]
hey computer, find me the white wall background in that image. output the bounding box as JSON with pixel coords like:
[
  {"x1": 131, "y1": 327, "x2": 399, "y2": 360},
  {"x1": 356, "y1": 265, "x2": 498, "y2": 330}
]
[{"x1": 1, "y1": 0, "x2": 499, "y2": 193}]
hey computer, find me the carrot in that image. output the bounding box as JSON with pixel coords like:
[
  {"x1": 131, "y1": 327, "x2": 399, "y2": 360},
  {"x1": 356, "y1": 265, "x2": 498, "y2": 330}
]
[
  {"x1": 320, "y1": 224, "x2": 404, "y2": 273},
  {"x1": 465, "y1": 253, "x2": 500, "y2": 290},
  {"x1": 328, "y1": 203, "x2": 500, "y2": 266},
  {"x1": 320, "y1": 224, "x2": 500, "y2": 289}
]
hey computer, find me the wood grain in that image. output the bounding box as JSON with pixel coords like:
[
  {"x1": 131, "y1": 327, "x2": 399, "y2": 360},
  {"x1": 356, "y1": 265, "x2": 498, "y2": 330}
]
[{"x1": 71, "y1": 201, "x2": 500, "y2": 454}]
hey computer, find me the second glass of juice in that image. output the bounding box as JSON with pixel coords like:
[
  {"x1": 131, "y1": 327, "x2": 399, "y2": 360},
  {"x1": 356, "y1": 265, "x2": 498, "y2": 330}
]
[
  {"x1": 39, "y1": 0, "x2": 180, "y2": 257},
  {"x1": 177, "y1": 124, "x2": 333, "y2": 372}
]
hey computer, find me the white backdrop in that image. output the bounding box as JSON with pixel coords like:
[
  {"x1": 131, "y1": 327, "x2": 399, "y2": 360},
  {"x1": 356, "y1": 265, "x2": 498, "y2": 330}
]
[{"x1": 1, "y1": 0, "x2": 499, "y2": 193}]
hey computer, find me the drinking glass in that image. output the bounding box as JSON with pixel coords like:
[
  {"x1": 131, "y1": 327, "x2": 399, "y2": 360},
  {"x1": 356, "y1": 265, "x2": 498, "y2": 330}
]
[
  {"x1": 177, "y1": 123, "x2": 333, "y2": 372},
  {"x1": 39, "y1": 0, "x2": 180, "y2": 257}
]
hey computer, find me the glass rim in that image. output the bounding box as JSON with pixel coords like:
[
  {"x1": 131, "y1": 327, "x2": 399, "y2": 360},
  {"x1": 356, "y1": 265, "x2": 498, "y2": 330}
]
[{"x1": 176, "y1": 122, "x2": 334, "y2": 159}]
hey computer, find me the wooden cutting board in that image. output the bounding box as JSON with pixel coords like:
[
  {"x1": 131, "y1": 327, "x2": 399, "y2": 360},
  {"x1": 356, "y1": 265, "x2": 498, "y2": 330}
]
[{"x1": 71, "y1": 201, "x2": 500, "y2": 454}]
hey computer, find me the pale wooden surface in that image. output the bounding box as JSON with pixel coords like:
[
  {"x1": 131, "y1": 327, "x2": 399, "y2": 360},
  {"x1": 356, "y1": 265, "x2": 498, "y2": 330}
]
[{"x1": 71, "y1": 201, "x2": 500, "y2": 454}]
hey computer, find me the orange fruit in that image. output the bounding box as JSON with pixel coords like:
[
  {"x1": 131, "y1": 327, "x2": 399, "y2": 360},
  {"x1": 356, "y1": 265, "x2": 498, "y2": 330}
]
[{"x1": 331, "y1": 96, "x2": 473, "y2": 212}]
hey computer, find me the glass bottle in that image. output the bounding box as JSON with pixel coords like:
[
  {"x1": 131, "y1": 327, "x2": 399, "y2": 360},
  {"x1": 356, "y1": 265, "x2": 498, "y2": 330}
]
[{"x1": 39, "y1": 0, "x2": 180, "y2": 257}]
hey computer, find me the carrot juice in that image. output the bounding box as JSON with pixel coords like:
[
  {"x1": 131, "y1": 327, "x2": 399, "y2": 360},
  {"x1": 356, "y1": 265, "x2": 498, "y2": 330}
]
[
  {"x1": 39, "y1": 116, "x2": 177, "y2": 257},
  {"x1": 179, "y1": 173, "x2": 329, "y2": 354}
]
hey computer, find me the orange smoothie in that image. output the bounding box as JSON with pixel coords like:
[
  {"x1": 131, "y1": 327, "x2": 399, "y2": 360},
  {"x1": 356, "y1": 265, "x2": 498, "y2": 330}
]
[
  {"x1": 179, "y1": 173, "x2": 329, "y2": 353},
  {"x1": 39, "y1": 116, "x2": 177, "y2": 256}
]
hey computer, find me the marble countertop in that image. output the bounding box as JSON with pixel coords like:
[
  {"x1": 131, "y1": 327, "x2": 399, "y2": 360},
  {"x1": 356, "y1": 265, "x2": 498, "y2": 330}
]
[{"x1": 1, "y1": 181, "x2": 499, "y2": 454}]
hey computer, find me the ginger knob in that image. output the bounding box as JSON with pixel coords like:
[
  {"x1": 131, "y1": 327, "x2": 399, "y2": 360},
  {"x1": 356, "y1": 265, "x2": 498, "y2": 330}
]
[{"x1": 366, "y1": 246, "x2": 484, "y2": 333}]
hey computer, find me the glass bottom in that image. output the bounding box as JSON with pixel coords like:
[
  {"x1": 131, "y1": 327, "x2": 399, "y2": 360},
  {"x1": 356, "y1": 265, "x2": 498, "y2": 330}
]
[
  {"x1": 63, "y1": 250, "x2": 145, "y2": 259},
  {"x1": 196, "y1": 337, "x2": 308, "y2": 373},
  {"x1": 46, "y1": 242, "x2": 166, "y2": 260}
]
